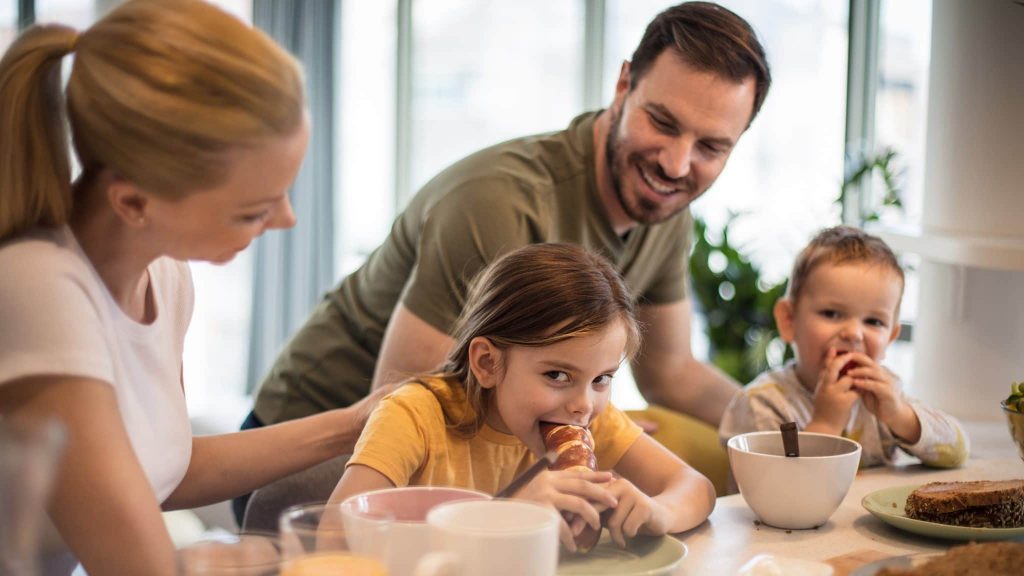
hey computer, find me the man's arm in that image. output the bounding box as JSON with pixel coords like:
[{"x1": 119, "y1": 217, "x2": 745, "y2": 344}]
[
  {"x1": 370, "y1": 302, "x2": 455, "y2": 391},
  {"x1": 630, "y1": 300, "x2": 740, "y2": 427}
]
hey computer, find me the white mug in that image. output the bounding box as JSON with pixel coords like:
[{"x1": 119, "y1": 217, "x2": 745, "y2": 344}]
[{"x1": 416, "y1": 500, "x2": 560, "y2": 576}]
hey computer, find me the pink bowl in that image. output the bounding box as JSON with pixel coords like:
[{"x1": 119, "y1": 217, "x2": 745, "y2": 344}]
[
  {"x1": 341, "y1": 487, "x2": 491, "y2": 576},
  {"x1": 341, "y1": 486, "x2": 490, "y2": 522}
]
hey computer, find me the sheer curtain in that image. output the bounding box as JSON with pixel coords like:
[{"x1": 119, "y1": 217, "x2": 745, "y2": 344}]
[{"x1": 247, "y1": 0, "x2": 337, "y2": 393}]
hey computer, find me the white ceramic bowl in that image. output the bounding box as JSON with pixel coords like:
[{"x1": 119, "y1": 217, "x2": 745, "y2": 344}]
[{"x1": 727, "y1": 431, "x2": 861, "y2": 529}]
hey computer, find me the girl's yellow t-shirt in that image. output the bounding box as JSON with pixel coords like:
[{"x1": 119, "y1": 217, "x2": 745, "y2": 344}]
[{"x1": 348, "y1": 376, "x2": 643, "y2": 493}]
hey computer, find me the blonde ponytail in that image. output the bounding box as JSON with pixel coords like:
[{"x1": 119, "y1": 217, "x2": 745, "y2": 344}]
[{"x1": 0, "y1": 24, "x2": 78, "y2": 241}]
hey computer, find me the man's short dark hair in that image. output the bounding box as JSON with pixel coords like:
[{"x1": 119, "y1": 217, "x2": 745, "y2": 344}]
[{"x1": 630, "y1": 1, "x2": 772, "y2": 126}]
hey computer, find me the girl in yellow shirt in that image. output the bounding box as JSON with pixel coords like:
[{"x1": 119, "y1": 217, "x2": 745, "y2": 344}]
[{"x1": 330, "y1": 243, "x2": 715, "y2": 550}]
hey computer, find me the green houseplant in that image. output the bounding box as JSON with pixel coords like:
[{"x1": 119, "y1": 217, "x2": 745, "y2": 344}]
[
  {"x1": 688, "y1": 215, "x2": 787, "y2": 384},
  {"x1": 840, "y1": 146, "x2": 904, "y2": 223}
]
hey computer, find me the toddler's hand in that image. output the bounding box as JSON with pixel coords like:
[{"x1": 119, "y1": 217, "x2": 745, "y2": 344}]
[
  {"x1": 601, "y1": 476, "x2": 673, "y2": 548},
  {"x1": 842, "y1": 352, "x2": 900, "y2": 418},
  {"x1": 810, "y1": 348, "x2": 859, "y2": 433},
  {"x1": 513, "y1": 468, "x2": 616, "y2": 552},
  {"x1": 844, "y1": 352, "x2": 921, "y2": 442}
]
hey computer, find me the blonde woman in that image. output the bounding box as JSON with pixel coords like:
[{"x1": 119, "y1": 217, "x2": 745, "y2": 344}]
[{"x1": 0, "y1": 1, "x2": 377, "y2": 574}]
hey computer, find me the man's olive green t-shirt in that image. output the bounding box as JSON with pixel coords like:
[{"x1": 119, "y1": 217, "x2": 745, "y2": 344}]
[{"x1": 253, "y1": 111, "x2": 692, "y2": 424}]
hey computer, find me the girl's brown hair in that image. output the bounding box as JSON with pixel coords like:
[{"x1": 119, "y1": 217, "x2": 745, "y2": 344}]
[
  {"x1": 0, "y1": 0, "x2": 305, "y2": 241},
  {"x1": 422, "y1": 243, "x2": 641, "y2": 437}
]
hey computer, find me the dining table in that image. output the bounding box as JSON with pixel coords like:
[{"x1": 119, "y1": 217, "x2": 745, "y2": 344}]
[{"x1": 673, "y1": 419, "x2": 1023, "y2": 575}]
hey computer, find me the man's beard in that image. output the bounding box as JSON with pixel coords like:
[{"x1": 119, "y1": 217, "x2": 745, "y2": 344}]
[{"x1": 604, "y1": 107, "x2": 697, "y2": 226}]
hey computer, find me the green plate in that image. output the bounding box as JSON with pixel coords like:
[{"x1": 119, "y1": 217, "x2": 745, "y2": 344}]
[
  {"x1": 861, "y1": 484, "x2": 1024, "y2": 542},
  {"x1": 557, "y1": 533, "x2": 686, "y2": 576}
]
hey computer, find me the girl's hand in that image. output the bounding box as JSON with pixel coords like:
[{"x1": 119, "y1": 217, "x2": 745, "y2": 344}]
[
  {"x1": 513, "y1": 468, "x2": 616, "y2": 552},
  {"x1": 845, "y1": 352, "x2": 921, "y2": 442},
  {"x1": 808, "y1": 348, "x2": 859, "y2": 434},
  {"x1": 602, "y1": 476, "x2": 673, "y2": 548}
]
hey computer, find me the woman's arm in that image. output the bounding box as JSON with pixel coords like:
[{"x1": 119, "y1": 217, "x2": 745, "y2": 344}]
[
  {"x1": 610, "y1": 434, "x2": 716, "y2": 541},
  {"x1": 0, "y1": 376, "x2": 176, "y2": 576},
  {"x1": 163, "y1": 383, "x2": 396, "y2": 510}
]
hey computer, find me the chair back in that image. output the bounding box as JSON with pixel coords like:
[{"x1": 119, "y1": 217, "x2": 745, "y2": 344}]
[{"x1": 242, "y1": 455, "x2": 350, "y2": 533}]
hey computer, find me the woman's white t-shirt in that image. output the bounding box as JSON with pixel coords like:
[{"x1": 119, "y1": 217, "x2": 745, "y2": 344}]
[{"x1": 0, "y1": 226, "x2": 193, "y2": 503}]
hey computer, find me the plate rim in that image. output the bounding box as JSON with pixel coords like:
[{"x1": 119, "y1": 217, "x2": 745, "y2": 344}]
[
  {"x1": 861, "y1": 483, "x2": 1024, "y2": 541},
  {"x1": 556, "y1": 533, "x2": 687, "y2": 576}
]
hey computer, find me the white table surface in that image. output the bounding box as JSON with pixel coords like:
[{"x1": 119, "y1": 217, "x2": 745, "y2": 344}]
[{"x1": 673, "y1": 420, "x2": 1023, "y2": 575}]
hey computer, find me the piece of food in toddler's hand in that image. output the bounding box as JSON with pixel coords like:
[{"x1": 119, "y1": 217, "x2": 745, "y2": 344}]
[
  {"x1": 836, "y1": 350, "x2": 859, "y2": 378},
  {"x1": 540, "y1": 422, "x2": 602, "y2": 553}
]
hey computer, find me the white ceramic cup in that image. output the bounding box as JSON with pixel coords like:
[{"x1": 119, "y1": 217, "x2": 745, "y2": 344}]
[
  {"x1": 416, "y1": 500, "x2": 560, "y2": 576},
  {"x1": 341, "y1": 487, "x2": 490, "y2": 576}
]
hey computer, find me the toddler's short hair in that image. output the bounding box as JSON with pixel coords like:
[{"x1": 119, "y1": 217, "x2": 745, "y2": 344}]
[{"x1": 786, "y1": 226, "x2": 905, "y2": 304}]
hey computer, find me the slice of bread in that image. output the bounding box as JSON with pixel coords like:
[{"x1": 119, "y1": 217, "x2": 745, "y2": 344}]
[
  {"x1": 904, "y1": 480, "x2": 1024, "y2": 528},
  {"x1": 876, "y1": 541, "x2": 1024, "y2": 575}
]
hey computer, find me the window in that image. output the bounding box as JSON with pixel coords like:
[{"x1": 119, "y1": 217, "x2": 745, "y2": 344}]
[
  {"x1": 336, "y1": 0, "x2": 398, "y2": 275},
  {"x1": 406, "y1": 0, "x2": 585, "y2": 199},
  {"x1": 869, "y1": 0, "x2": 932, "y2": 385},
  {"x1": 875, "y1": 0, "x2": 930, "y2": 231},
  {"x1": 1, "y1": 1, "x2": 16, "y2": 53},
  {"x1": 35, "y1": 0, "x2": 93, "y2": 27},
  {"x1": 337, "y1": 1, "x2": 586, "y2": 273}
]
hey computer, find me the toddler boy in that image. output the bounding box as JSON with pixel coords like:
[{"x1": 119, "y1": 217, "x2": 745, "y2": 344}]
[{"x1": 719, "y1": 226, "x2": 968, "y2": 467}]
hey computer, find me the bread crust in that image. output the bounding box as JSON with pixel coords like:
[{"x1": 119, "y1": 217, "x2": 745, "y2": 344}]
[{"x1": 905, "y1": 480, "x2": 1024, "y2": 528}]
